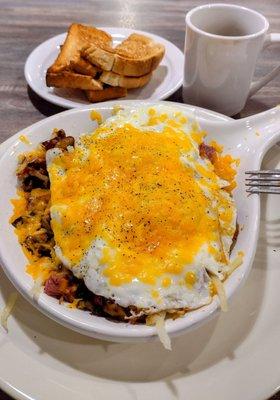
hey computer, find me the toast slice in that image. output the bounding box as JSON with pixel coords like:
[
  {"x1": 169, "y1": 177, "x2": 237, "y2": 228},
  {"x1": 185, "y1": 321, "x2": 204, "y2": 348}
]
[
  {"x1": 48, "y1": 23, "x2": 112, "y2": 74},
  {"x1": 82, "y1": 44, "x2": 115, "y2": 72},
  {"x1": 46, "y1": 71, "x2": 103, "y2": 90},
  {"x1": 85, "y1": 86, "x2": 127, "y2": 102},
  {"x1": 113, "y1": 34, "x2": 165, "y2": 76},
  {"x1": 100, "y1": 71, "x2": 152, "y2": 88},
  {"x1": 83, "y1": 33, "x2": 165, "y2": 77},
  {"x1": 69, "y1": 58, "x2": 101, "y2": 77}
]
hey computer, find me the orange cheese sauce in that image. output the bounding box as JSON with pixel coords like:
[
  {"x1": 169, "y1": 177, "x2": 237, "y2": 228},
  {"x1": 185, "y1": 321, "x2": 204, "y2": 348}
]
[{"x1": 48, "y1": 123, "x2": 223, "y2": 287}]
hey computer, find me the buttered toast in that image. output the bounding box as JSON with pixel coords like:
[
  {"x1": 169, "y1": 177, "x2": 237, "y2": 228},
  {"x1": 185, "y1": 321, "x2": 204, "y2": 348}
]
[
  {"x1": 46, "y1": 71, "x2": 103, "y2": 90},
  {"x1": 46, "y1": 24, "x2": 165, "y2": 103},
  {"x1": 100, "y1": 71, "x2": 152, "y2": 88},
  {"x1": 83, "y1": 33, "x2": 165, "y2": 77},
  {"x1": 47, "y1": 23, "x2": 111, "y2": 74}
]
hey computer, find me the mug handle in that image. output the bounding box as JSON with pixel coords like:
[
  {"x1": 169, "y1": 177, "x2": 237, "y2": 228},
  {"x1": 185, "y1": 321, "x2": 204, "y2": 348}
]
[{"x1": 249, "y1": 33, "x2": 280, "y2": 97}]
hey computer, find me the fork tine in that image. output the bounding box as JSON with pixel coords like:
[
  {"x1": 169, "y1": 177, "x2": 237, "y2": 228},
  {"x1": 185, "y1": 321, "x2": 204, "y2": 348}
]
[
  {"x1": 245, "y1": 169, "x2": 280, "y2": 175},
  {"x1": 245, "y1": 182, "x2": 280, "y2": 187},
  {"x1": 246, "y1": 187, "x2": 280, "y2": 194},
  {"x1": 245, "y1": 177, "x2": 280, "y2": 181},
  {"x1": 245, "y1": 170, "x2": 280, "y2": 194}
]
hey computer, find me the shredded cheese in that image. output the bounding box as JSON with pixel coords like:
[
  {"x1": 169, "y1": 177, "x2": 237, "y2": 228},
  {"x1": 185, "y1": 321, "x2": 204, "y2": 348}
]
[
  {"x1": 226, "y1": 252, "x2": 244, "y2": 276},
  {"x1": 90, "y1": 110, "x2": 102, "y2": 124},
  {"x1": 111, "y1": 105, "x2": 123, "y2": 115},
  {"x1": 211, "y1": 276, "x2": 228, "y2": 312},
  {"x1": 0, "y1": 292, "x2": 18, "y2": 332},
  {"x1": 19, "y1": 135, "x2": 31, "y2": 145},
  {"x1": 147, "y1": 311, "x2": 171, "y2": 350},
  {"x1": 30, "y1": 277, "x2": 43, "y2": 301},
  {"x1": 68, "y1": 298, "x2": 81, "y2": 309}
]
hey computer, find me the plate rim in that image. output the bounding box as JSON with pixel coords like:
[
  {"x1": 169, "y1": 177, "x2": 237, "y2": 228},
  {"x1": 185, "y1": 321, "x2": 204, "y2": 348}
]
[{"x1": 24, "y1": 27, "x2": 184, "y2": 109}]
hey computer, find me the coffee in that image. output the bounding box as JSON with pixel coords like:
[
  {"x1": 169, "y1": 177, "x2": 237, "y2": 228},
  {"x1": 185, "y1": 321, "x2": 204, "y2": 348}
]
[{"x1": 205, "y1": 24, "x2": 248, "y2": 37}]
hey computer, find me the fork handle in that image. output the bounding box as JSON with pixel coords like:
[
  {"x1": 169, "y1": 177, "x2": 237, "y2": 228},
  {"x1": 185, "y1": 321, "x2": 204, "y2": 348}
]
[{"x1": 249, "y1": 33, "x2": 280, "y2": 97}]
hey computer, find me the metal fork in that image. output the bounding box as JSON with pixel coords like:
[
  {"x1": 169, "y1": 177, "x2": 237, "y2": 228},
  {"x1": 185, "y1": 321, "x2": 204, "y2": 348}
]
[{"x1": 245, "y1": 170, "x2": 280, "y2": 194}]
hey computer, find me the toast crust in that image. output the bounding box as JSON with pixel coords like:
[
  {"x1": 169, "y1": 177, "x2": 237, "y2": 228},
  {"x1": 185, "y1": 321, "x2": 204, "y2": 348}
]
[
  {"x1": 100, "y1": 71, "x2": 152, "y2": 89},
  {"x1": 85, "y1": 86, "x2": 127, "y2": 102},
  {"x1": 48, "y1": 23, "x2": 112, "y2": 74},
  {"x1": 112, "y1": 53, "x2": 160, "y2": 77},
  {"x1": 46, "y1": 71, "x2": 103, "y2": 90}
]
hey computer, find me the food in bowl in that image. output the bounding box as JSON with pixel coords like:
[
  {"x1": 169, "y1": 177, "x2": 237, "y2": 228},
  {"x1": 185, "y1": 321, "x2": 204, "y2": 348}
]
[{"x1": 10, "y1": 105, "x2": 242, "y2": 348}]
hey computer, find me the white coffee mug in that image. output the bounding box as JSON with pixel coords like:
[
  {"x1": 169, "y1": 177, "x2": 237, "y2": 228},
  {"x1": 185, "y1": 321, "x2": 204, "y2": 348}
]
[{"x1": 183, "y1": 3, "x2": 280, "y2": 116}]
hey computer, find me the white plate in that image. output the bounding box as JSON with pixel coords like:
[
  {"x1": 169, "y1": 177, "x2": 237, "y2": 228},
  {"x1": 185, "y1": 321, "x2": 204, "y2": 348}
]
[
  {"x1": 24, "y1": 28, "x2": 184, "y2": 108},
  {"x1": 0, "y1": 101, "x2": 280, "y2": 400}
]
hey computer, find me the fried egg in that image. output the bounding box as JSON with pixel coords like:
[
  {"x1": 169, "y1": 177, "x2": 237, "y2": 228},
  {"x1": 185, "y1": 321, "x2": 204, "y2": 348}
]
[{"x1": 46, "y1": 105, "x2": 237, "y2": 312}]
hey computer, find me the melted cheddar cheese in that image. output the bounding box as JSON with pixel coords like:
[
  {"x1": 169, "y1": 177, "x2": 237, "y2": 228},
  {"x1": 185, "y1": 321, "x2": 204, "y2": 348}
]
[{"x1": 48, "y1": 123, "x2": 230, "y2": 287}]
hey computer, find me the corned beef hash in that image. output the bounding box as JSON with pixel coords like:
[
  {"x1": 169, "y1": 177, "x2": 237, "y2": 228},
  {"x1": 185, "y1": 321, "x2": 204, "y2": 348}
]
[{"x1": 10, "y1": 105, "x2": 242, "y2": 346}]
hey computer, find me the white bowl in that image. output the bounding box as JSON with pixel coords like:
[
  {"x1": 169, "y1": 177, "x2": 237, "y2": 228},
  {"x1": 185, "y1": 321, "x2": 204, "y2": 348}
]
[{"x1": 0, "y1": 100, "x2": 279, "y2": 343}]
